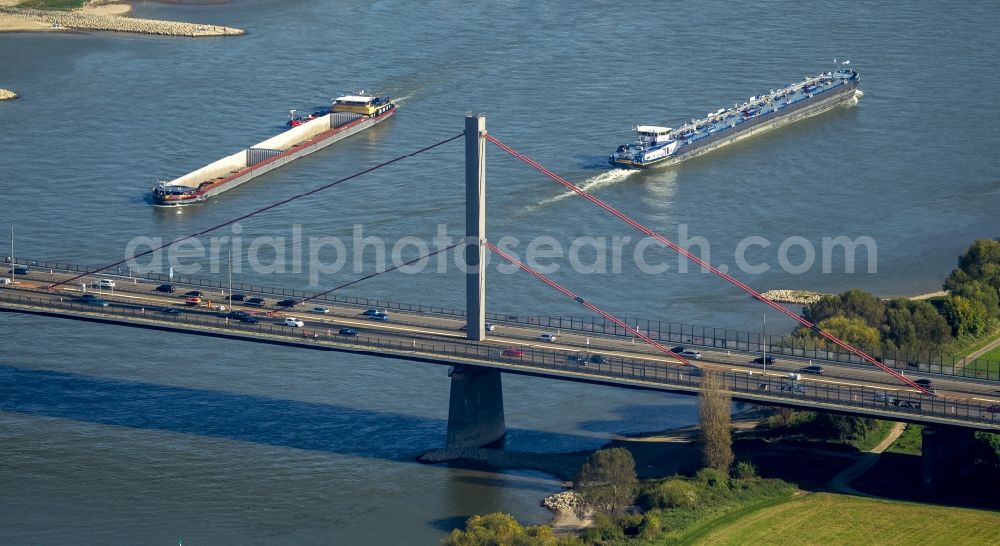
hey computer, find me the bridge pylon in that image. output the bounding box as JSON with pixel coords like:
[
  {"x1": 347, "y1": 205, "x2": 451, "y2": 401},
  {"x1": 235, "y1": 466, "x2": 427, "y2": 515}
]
[{"x1": 465, "y1": 113, "x2": 486, "y2": 341}]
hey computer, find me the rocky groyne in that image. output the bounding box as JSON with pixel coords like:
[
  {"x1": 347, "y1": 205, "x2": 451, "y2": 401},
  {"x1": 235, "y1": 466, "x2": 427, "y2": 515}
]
[
  {"x1": 0, "y1": 6, "x2": 244, "y2": 36},
  {"x1": 542, "y1": 490, "x2": 586, "y2": 513},
  {"x1": 759, "y1": 289, "x2": 826, "y2": 305},
  {"x1": 0, "y1": 88, "x2": 18, "y2": 101}
]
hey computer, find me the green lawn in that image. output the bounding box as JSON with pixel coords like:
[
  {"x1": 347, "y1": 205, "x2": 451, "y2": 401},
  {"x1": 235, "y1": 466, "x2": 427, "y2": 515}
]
[
  {"x1": 17, "y1": 0, "x2": 87, "y2": 10},
  {"x1": 886, "y1": 424, "x2": 923, "y2": 455},
  {"x1": 849, "y1": 419, "x2": 895, "y2": 452},
  {"x1": 689, "y1": 492, "x2": 1000, "y2": 545}
]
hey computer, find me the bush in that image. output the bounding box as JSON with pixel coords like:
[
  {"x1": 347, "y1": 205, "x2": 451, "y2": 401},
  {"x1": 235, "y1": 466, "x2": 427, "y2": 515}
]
[
  {"x1": 695, "y1": 467, "x2": 730, "y2": 488},
  {"x1": 650, "y1": 479, "x2": 700, "y2": 509},
  {"x1": 618, "y1": 512, "x2": 644, "y2": 537},
  {"x1": 639, "y1": 512, "x2": 663, "y2": 540},
  {"x1": 579, "y1": 512, "x2": 624, "y2": 544},
  {"x1": 733, "y1": 461, "x2": 758, "y2": 480}
]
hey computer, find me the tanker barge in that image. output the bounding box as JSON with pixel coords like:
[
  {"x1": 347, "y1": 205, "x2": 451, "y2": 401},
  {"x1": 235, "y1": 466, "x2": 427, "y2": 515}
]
[
  {"x1": 609, "y1": 67, "x2": 862, "y2": 169},
  {"x1": 153, "y1": 93, "x2": 396, "y2": 206}
]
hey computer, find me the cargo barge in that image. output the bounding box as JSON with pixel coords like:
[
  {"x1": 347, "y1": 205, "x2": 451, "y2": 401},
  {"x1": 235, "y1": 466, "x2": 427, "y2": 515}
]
[
  {"x1": 153, "y1": 93, "x2": 396, "y2": 206},
  {"x1": 609, "y1": 67, "x2": 862, "y2": 169}
]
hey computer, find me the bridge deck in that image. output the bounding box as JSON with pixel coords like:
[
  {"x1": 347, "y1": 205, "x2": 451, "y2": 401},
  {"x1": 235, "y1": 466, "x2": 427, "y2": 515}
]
[{"x1": 2, "y1": 268, "x2": 998, "y2": 431}]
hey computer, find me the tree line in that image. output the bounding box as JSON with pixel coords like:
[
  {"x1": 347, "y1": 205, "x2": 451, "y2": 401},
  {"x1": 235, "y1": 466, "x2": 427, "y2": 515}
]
[{"x1": 792, "y1": 239, "x2": 1000, "y2": 358}]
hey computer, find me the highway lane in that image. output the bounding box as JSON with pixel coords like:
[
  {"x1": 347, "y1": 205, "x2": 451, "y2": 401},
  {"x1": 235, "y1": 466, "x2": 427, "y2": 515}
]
[{"x1": 5, "y1": 270, "x2": 999, "y2": 408}]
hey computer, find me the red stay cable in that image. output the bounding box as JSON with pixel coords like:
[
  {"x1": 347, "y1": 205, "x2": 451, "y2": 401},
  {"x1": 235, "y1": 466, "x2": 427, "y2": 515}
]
[
  {"x1": 484, "y1": 240, "x2": 690, "y2": 365},
  {"x1": 483, "y1": 133, "x2": 928, "y2": 394}
]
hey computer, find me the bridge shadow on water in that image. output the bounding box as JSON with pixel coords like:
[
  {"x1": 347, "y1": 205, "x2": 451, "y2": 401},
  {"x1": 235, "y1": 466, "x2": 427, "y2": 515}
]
[{"x1": 0, "y1": 364, "x2": 610, "y2": 463}]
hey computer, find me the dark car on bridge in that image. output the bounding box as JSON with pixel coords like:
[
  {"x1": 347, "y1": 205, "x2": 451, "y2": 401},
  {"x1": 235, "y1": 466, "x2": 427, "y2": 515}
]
[
  {"x1": 10, "y1": 266, "x2": 29, "y2": 275},
  {"x1": 339, "y1": 328, "x2": 359, "y2": 336},
  {"x1": 159, "y1": 307, "x2": 183, "y2": 315},
  {"x1": 155, "y1": 284, "x2": 176, "y2": 293},
  {"x1": 245, "y1": 297, "x2": 266, "y2": 307},
  {"x1": 81, "y1": 296, "x2": 109, "y2": 307},
  {"x1": 240, "y1": 315, "x2": 261, "y2": 324},
  {"x1": 671, "y1": 346, "x2": 686, "y2": 353},
  {"x1": 277, "y1": 299, "x2": 298, "y2": 308},
  {"x1": 914, "y1": 378, "x2": 934, "y2": 389},
  {"x1": 752, "y1": 356, "x2": 775, "y2": 365},
  {"x1": 798, "y1": 365, "x2": 825, "y2": 375},
  {"x1": 225, "y1": 310, "x2": 250, "y2": 319},
  {"x1": 184, "y1": 290, "x2": 204, "y2": 298},
  {"x1": 589, "y1": 354, "x2": 608, "y2": 364},
  {"x1": 567, "y1": 354, "x2": 587, "y2": 365},
  {"x1": 226, "y1": 293, "x2": 246, "y2": 302}
]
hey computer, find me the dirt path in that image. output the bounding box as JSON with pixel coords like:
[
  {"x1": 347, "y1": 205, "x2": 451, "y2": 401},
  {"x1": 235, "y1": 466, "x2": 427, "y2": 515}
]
[
  {"x1": 964, "y1": 335, "x2": 1000, "y2": 362},
  {"x1": 828, "y1": 422, "x2": 906, "y2": 496}
]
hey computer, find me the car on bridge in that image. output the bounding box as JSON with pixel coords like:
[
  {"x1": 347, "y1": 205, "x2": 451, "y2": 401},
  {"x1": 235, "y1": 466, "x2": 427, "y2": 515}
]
[
  {"x1": 914, "y1": 378, "x2": 934, "y2": 389},
  {"x1": 671, "y1": 346, "x2": 686, "y2": 353},
  {"x1": 752, "y1": 356, "x2": 775, "y2": 365},
  {"x1": 678, "y1": 350, "x2": 702, "y2": 359},
  {"x1": 283, "y1": 317, "x2": 304, "y2": 327},
  {"x1": 225, "y1": 310, "x2": 250, "y2": 319},
  {"x1": 80, "y1": 295, "x2": 109, "y2": 307},
  {"x1": 363, "y1": 308, "x2": 387, "y2": 317},
  {"x1": 339, "y1": 328, "x2": 359, "y2": 337},
  {"x1": 893, "y1": 399, "x2": 921, "y2": 409},
  {"x1": 10, "y1": 266, "x2": 29, "y2": 275},
  {"x1": 97, "y1": 279, "x2": 116, "y2": 289},
  {"x1": 589, "y1": 354, "x2": 608, "y2": 364},
  {"x1": 185, "y1": 297, "x2": 202, "y2": 306},
  {"x1": 459, "y1": 323, "x2": 496, "y2": 332},
  {"x1": 245, "y1": 297, "x2": 266, "y2": 307},
  {"x1": 159, "y1": 308, "x2": 183, "y2": 315},
  {"x1": 874, "y1": 392, "x2": 897, "y2": 404},
  {"x1": 155, "y1": 284, "x2": 176, "y2": 293},
  {"x1": 308, "y1": 306, "x2": 330, "y2": 314},
  {"x1": 0, "y1": 278, "x2": 10, "y2": 287},
  {"x1": 798, "y1": 365, "x2": 825, "y2": 375},
  {"x1": 369, "y1": 314, "x2": 390, "y2": 322},
  {"x1": 240, "y1": 315, "x2": 260, "y2": 324},
  {"x1": 538, "y1": 333, "x2": 558, "y2": 342},
  {"x1": 226, "y1": 293, "x2": 245, "y2": 302},
  {"x1": 277, "y1": 299, "x2": 298, "y2": 308},
  {"x1": 780, "y1": 383, "x2": 806, "y2": 394},
  {"x1": 567, "y1": 354, "x2": 587, "y2": 365},
  {"x1": 501, "y1": 347, "x2": 524, "y2": 358},
  {"x1": 185, "y1": 290, "x2": 204, "y2": 297}
]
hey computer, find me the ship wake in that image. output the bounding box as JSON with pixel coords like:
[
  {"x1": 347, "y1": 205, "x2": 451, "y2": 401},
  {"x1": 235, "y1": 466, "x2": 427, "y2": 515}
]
[{"x1": 533, "y1": 168, "x2": 639, "y2": 208}]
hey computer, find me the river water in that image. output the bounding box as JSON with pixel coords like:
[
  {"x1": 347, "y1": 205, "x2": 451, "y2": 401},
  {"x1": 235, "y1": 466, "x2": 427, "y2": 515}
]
[{"x1": 1, "y1": 0, "x2": 998, "y2": 543}]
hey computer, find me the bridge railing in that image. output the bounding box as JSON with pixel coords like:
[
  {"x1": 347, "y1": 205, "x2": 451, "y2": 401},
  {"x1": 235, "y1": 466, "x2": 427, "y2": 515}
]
[
  {"x1": 12, "y1": 257, "x2": 1000, "y2": 382},
  {"x1": 2, "y1": 290, "x2": 999, "y2": 429}
]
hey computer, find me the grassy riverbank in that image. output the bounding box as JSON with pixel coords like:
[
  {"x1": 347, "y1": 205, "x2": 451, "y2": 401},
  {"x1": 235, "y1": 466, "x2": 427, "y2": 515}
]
[
  {"x1": 690, "y1": 492, "x2": 1000, "y2": 545},
  {"x1": 17, "y1": 0, "x2": 87, "y2": 10}
]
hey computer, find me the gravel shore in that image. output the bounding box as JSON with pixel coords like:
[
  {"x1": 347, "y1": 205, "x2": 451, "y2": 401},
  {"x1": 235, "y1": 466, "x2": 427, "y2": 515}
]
[
  {"x1": 0, "y1": 88, "x2": 18, "y2": 101},
  {"x1": 0, "y1": 6, "x2": 244, "y2": 36}
]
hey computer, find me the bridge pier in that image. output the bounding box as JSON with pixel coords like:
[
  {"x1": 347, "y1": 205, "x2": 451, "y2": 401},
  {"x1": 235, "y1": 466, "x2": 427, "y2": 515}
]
[
  {"x1": 921, "y1": 424, "x2": 976, "y2": 490},
  {"x1": 446, "y1": 365, "x2": 506, "y2": 448}
]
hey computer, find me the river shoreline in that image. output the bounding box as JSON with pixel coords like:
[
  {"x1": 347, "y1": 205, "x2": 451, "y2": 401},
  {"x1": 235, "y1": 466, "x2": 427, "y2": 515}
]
[
  {"x1": 420, "y1": 410, "x2": 769, "y2": 532},
  {"x1": 0, "y1": 1, "x2": 244, "y2": 36},
  {"x1": 761, "y1": 288, "x2": 949, "y2": 305}
]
